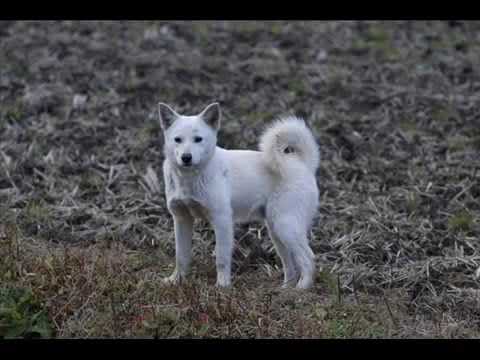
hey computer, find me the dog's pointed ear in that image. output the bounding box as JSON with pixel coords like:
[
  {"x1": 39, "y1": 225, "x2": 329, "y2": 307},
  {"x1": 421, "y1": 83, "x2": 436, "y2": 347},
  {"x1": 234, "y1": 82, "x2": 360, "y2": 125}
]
[
  {"x1": 158, "y1": 103, "x2": 180, "y2": 130},
  {"x1": 200, "y1": 102, "x2": 221, "y2": 131}
]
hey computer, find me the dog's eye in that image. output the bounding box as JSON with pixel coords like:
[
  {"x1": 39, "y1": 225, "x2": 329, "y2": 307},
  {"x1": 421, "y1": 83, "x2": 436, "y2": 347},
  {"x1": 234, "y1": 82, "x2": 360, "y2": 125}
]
[
  {"x1": 174, "y1": 137, "x2": 182, "y2": 143},
  {"x1": 194, "y1": 136, "x2": 203, "y2": 143},
  {"x1": 284, "y1": 146, "x2": 295, "y2": 154}
]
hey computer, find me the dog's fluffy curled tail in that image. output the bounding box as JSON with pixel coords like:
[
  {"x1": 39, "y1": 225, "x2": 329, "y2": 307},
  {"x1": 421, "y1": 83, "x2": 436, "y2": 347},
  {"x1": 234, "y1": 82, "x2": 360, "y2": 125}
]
[{"x1": 259, "y1": 116, "x2": 319, "y2": 175}]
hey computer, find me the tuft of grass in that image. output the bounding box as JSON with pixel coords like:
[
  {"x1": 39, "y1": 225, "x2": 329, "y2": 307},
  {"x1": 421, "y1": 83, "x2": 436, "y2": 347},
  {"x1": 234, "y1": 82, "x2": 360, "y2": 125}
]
[
  {"x1": 24, "y1": 199, "x2": 50, "y2": 224},
  {"x1": 399, "y1": 118, "x2": 418, "y2": 133},
  {"x1": 367, "y1": 26, "x2": 390, "y2": 44},
  {"x1": 0, "y1": 222, "x2": 21, "y2": 282},
  {"x1": 352, "y1": 24, "x2": 400, "y2": 61},
  {"x1": 367, "y1": 25, "x2": 399, "y2": 60},
  {"x1": 289, "y1": 78, "x2": 309, "y2": 97},
  {"x1": 322, "y1": 303, "x2": 388, "y2": 338},
  {"x1": 406, "y1": 191, "x2": 419, "y2": 215},
  {"x1": 190, "y1": 22, "x2": 212, "y2": 46},
  {"x1": 4, "y1": 103, "x2": 25, "y2": 123},
  {"x1": 269, "y1": 22, "x2": 283, "y2": 35},
  {"x1": 447, "y1": 135, "x2": 471, "y2": 153},
  {"x1": 231, "y1": 22, "x2": 264, "y2": 36},
  {"x1": 471, "y1": 136, "x2": 480, "y2": 150},
  {"x1": 448, "y1": 211, "x2": 474, "y2": 233},
  {"x1": 431, "y1": 105, "x2": 460, "y2": 123},
  {"x1": 78, "y1": 172, "x2": 104, "y2": 196},
  {"x1": 317, "y1": 270, "x2": 337, "y2": 294}
]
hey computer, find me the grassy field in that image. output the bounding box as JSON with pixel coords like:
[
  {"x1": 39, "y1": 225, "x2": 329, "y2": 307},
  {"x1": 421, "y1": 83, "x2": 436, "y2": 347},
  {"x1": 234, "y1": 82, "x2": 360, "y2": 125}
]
[{"x1": 0, "y1": 20, "x2": 479, "y2": 338}]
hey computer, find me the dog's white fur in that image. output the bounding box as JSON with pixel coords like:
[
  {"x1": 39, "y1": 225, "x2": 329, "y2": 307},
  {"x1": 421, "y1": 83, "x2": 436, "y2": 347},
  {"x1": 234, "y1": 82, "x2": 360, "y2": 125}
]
[{"x1": 159, "y1": 102, "x2": 319, "y2": 289}]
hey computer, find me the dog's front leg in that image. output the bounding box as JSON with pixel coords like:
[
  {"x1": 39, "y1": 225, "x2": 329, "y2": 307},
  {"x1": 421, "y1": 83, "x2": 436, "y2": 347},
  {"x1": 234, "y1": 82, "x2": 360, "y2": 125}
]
[
  {"x1": 164, "y1": 212, "x2": 194, "y2": 285},
  {"x1": 211, "y1": 212, "x2": 234, "y2": 288}
]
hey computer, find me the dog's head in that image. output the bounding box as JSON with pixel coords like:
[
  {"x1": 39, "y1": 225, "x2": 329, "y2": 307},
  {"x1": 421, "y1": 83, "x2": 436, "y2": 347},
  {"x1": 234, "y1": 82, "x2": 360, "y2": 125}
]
[{"x1": 158, "y1": 102, "x2": 221, "y2": 170}]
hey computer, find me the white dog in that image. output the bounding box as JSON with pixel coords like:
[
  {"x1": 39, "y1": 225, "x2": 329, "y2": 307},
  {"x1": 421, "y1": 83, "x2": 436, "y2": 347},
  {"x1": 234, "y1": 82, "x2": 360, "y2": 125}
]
[{"x1": 158, "y1": 102, "x2": 319, "y2": 289}]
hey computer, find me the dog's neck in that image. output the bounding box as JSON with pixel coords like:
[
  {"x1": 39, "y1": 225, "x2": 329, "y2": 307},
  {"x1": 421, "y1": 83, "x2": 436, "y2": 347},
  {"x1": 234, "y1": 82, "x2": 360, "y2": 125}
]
[
  {"x1": 170, "y1": 163, "x2": 203, "y2": 178},
  {"x1": 166, "y1": 159, "x2": 214, "y2": 205}
]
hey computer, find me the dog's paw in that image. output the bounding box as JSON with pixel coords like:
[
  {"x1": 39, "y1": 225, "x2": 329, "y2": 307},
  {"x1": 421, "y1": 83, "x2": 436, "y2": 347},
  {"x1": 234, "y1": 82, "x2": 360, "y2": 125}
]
[
  {"x1": 281, "y1": 282, "x2": 295, "y2": 289},
  {"x1": 162, "y1": 271, "x2": 182, "y2": 286},
  {"x1": 281, "y1": 276, "x2": 299, "y2": 289},
  {"x1": 295, "y1": 276, "x2": 313, "y2": 290},
  {"x1": 215, "y1": 274, "x2": 231, "y2": 288},
  {"x1": 215, "y1": 281, "x2": 231, "y2": 288}
]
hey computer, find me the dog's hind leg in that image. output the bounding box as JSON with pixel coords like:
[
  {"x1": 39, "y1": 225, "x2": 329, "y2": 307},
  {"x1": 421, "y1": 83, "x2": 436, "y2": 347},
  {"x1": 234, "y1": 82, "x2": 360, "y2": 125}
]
[
  {"x1": 163, "y1": 212, "x2": 194, "y2": 285},
  {"x1": 294, "y1": 241, "x2": 315, "y2": 289},
  {"x1": 266, "y1": 222, "x2": 298, "y2": 287},
  {"x1": 268, "y1": 216, "x2": 315, "y2": 290}
]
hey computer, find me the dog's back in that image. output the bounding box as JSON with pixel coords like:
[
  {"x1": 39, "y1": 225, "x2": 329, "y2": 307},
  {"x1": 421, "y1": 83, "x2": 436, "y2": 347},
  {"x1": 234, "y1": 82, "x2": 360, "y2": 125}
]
[{"x1": 217, "y1": 116, "x2": 319, "y2": 225}]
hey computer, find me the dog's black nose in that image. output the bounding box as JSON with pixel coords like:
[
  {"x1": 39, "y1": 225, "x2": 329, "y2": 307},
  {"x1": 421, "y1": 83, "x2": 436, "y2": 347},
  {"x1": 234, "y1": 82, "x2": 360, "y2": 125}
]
[{"x1": 181, "y1": 153, "x2": 192, "y2": 165}]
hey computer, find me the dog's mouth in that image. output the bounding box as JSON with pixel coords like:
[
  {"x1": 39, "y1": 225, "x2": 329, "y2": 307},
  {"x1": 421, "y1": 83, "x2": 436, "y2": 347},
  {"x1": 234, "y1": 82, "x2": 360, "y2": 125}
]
[{"x1": 178, "y1": 161, "x2": 196, "y2": 169}]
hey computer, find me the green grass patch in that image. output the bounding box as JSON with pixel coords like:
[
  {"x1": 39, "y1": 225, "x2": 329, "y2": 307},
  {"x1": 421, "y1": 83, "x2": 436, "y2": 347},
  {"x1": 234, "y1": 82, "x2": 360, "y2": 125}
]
[
  {"x1": 447, "y1": 135, "x2": 472, "y2": 153},
  {"x1": 448, "y1": 210, "x2": 474, "y2": 233},
  {"x1": 322, "y1": 303, "x2": 388, "y2": 338},
  {"x1": 0, "y1": 286, "x2": 54, "y2": 339}
]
